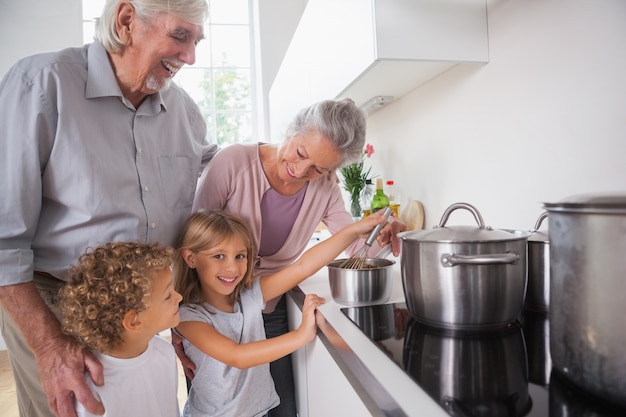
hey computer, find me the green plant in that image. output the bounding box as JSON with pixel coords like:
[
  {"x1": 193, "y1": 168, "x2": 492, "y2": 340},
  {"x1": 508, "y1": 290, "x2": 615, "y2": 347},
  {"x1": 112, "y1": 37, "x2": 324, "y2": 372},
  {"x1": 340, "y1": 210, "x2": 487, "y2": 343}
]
[{"x1": 341, "y1": 144, "x2": 375, "y2": 218}]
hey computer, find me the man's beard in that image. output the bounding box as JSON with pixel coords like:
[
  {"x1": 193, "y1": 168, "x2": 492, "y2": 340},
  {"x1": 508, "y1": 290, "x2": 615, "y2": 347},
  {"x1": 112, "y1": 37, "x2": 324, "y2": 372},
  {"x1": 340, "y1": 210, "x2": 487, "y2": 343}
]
[{"x1": 146, "y1": 73, "x2": 172, "y2": 92}]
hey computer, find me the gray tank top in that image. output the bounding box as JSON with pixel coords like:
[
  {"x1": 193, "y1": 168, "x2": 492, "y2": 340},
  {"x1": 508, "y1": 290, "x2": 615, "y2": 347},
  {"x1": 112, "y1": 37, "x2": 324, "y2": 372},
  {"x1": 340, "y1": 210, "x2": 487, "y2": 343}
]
[{"x1": 259, "y1": 183, "x2": 309, "y2": 257}]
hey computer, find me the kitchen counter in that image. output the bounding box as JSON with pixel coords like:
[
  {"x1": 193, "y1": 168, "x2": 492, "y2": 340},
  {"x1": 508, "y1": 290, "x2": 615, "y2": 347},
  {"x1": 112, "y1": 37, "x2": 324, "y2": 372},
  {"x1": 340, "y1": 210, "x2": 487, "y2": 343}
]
[{"x1": 288, "y1": 259, "x2": 448, "y2": 417}]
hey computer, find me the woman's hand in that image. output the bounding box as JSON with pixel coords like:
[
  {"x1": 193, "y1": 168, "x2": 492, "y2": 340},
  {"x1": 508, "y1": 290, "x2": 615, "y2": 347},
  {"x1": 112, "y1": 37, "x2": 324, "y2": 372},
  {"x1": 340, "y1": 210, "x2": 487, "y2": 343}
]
[
  {"x1": 376, "y1": 217, "x2": 408, "y2": 256},
  {"x1": 352, "y1": 209, "x2": 389, "y2": 239},
  {"x1": 171, "y1": 329, "x2": 196, "y2": 380}
]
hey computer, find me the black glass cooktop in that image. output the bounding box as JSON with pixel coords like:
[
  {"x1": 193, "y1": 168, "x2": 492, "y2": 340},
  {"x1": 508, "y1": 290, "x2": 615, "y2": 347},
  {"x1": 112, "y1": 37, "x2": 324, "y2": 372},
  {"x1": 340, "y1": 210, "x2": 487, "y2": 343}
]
[{"x1": 341, "y1": 302, "x2": 626, "y2": 417}]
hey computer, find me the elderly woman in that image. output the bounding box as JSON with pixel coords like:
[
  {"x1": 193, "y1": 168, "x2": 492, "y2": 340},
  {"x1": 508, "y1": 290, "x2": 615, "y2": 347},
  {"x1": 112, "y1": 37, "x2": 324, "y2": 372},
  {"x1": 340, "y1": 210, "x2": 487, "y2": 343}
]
[
  {"x1": 0, "y1": 1, "x2": 215, "y2": 417},
  {"x1": 186, "y1": 98, "x2": 406, "y2": 416}
]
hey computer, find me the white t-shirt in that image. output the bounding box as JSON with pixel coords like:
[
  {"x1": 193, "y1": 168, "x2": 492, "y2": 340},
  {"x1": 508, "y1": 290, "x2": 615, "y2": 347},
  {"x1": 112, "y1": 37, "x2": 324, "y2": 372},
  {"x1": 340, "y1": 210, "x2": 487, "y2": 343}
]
[{"x1": 76, "y1": 335, "x2": 180, "y2": 417}]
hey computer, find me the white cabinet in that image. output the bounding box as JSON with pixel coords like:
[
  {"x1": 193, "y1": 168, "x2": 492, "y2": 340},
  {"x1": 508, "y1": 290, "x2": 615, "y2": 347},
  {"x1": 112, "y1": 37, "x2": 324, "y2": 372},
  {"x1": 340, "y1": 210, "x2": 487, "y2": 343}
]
[
  {"x1": 287, "y1": 294, "x2": 373, "y2": 417},
  {"x1": 269, "y1": 0, "x2": 488, "y2": 135}
]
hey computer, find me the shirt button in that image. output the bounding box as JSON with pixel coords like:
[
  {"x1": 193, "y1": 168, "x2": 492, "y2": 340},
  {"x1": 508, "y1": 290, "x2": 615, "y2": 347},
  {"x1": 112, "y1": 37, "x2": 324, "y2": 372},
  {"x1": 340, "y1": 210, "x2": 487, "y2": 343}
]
[
  {"x1": 137, "y1": 147, "x2": 143, "y2": 154},
  {"x1": 144, "y1": 186, "x2": 149, "y2": 192},
  {"x1": 151, "y1": 223, "x2": 157, "y2": 229}
]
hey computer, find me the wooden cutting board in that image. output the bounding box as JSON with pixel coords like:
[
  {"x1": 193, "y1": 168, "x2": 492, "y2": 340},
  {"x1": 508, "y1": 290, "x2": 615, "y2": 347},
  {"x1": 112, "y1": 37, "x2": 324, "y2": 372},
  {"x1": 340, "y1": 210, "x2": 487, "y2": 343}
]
[{"x1": 400, "y1": 200, "x2": 425, "y2": 230}]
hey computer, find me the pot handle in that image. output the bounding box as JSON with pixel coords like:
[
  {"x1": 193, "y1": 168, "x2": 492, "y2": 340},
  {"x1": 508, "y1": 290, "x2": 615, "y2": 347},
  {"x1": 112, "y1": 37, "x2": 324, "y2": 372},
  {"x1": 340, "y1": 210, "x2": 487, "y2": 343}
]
[
  {"x1": 441, "y1": 252, "x2": 520, "y2": 267},
  {"x1": 437, "y1": 202, "x2": 488, "y2": 229},
  {"x1": 531, "y1": 211, "x2": 548, "y2": 232}
]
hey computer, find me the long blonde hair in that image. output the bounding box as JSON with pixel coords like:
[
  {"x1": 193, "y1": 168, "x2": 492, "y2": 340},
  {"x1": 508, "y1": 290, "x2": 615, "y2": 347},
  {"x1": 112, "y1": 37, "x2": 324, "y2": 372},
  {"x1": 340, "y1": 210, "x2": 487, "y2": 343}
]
[{"x1": 174, "y1": 210, "x2": 255, "y2": 304}]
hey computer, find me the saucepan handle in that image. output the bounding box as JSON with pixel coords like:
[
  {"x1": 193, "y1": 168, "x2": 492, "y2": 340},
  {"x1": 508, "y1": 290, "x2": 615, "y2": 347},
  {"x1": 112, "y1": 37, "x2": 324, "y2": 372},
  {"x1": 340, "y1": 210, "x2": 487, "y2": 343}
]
[{"x1": 441, "y1": 253, "x2": 520, "y2": 267}]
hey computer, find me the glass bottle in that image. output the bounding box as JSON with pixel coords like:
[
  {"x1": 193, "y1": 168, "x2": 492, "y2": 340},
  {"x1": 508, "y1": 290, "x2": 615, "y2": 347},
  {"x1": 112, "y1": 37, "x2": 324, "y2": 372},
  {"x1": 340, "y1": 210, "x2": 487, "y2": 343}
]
[
  {"x1": 385, "y1": 180, "x2": 401, "y2": 217},
  {"x1": 370, "y1": 178, "x2": 390, "y2": 213}
]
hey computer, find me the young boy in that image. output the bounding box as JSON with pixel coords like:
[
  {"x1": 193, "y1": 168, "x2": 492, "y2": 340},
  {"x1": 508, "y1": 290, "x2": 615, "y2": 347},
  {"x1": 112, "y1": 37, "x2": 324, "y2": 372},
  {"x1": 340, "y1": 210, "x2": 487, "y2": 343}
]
[{"x1": 58, "y1": 241, "x2": 183, "y2": 417}]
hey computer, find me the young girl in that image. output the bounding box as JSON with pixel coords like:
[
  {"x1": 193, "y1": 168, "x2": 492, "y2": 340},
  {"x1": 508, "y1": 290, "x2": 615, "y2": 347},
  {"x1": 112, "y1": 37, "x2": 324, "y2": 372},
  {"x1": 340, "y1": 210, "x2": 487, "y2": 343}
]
[
  {"x1": 59, "y1": 241, "x2": 183, "y2": 417},
  {"x1": 174, "y1": 209, "x2": 386, "y2": 417}
]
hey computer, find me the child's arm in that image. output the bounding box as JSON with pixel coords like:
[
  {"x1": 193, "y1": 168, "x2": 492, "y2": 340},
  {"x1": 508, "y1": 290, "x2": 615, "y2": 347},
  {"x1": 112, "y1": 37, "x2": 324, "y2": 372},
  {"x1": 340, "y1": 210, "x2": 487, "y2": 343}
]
[
  {"x1": 176, "y1": 294, "x2": 325, "y2": 369},
  {"x1": 260, "y1": 210, "x2": 388, "y2": 302}
]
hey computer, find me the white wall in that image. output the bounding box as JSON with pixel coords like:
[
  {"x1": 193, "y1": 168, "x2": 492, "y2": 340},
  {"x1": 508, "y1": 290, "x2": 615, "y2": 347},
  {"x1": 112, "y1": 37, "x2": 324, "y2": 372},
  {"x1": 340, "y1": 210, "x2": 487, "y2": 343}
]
[
  {"x1": 0, "y1": 0, "x2": 82, "y2": 76},
  {"x1": 361, "y1": 0, "x2": 626, "y2": 230},
  {"x1": 254, "y1": 0, "x2": 307, "y2": 141}
]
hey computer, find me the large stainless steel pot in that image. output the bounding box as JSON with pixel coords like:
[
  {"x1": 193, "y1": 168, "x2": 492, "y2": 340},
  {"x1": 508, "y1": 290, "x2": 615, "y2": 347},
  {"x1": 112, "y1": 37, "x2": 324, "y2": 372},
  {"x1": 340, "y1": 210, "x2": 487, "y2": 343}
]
[
  {"x1": 403, "y1": 319, "x2": 531, "y2": 416},
  {"x1": 544, "y1": 193, "x2": 626, "y2": 407},
  {"x1": 525, "y1": 212, "x2": 550, "y2": 311},
  {"x1": 398, "y1": 202, "x2": 528, "y2": 330}
]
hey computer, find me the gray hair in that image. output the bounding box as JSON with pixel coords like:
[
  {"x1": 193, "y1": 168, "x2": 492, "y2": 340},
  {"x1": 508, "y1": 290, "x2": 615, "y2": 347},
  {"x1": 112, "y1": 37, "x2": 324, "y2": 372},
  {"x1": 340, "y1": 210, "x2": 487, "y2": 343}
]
[
  {"x1": 95, "y1": 0, "x2": 209, "y2": 53},
  {"x1": 286, "y1": 99, "x2": 367, "y2": 167}
]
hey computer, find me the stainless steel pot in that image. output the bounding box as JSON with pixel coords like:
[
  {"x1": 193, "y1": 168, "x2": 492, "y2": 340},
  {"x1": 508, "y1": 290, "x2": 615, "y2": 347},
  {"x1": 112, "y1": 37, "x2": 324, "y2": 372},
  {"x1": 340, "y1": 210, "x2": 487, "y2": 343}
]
[
  {"x1": 398, "y1": 202, "x2": 528, "y2": 330},
  {"x1": 327, "y1": 258, "x2": 395, "y2": 306},
  {"x1": 525, "y1": 212, "x2": 550, "y2": 311},
  {"x1": 544, "y1": 193, "x2": 626, "y2": 407},
  {"x1": 403, "y1": 319, "x2": 531, "y2": 416}
]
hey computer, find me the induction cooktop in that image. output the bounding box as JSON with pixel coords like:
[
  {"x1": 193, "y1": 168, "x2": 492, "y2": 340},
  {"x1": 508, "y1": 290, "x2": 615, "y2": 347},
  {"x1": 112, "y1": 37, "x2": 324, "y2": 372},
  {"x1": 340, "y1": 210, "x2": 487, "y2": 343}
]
[{"x1": 341, "y1": 302, "x2": 626, "y2": 417}]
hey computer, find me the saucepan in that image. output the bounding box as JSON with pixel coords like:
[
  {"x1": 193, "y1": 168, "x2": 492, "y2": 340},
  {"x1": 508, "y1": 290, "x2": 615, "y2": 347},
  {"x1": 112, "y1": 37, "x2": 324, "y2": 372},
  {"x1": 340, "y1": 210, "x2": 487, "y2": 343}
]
[
  {"x1": 328, "y1": 245, "x2": 395, "y2": 306},
  {"x1": 398, "y1": 202, "x2": 529, "y2": 330}
]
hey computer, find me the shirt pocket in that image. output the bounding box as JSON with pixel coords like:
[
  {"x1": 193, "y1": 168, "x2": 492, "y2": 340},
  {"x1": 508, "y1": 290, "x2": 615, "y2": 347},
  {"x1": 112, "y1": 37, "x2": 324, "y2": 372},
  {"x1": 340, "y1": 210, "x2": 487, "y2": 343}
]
[{"x1": 159, "y1": 156, "x2": 196, "y2": 211}]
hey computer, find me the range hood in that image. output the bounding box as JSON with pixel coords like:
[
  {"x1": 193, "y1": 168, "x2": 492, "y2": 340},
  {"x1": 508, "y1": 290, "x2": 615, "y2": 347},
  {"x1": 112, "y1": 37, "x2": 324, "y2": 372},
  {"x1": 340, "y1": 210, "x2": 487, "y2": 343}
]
[{"x1": 269, "y1": 0, "x2": 488, "y2": 133}]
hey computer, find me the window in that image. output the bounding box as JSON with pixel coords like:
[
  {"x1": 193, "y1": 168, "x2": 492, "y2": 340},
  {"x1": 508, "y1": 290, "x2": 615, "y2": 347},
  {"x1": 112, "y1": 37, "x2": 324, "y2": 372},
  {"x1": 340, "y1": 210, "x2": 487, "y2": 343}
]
[{"x1": 82, "y1": 0, "x2": 256, "y2": 145}]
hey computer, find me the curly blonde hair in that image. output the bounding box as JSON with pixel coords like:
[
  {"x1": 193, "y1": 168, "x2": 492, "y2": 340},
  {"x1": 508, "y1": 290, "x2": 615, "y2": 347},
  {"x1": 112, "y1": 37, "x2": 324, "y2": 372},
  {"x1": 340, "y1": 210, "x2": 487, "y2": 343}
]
[
  {"x1": 174, "y1": 210, "x2": 255, "y2": 306},
  {"x1": 59, "y1": 241, "x2": 174, "y2": 354}
]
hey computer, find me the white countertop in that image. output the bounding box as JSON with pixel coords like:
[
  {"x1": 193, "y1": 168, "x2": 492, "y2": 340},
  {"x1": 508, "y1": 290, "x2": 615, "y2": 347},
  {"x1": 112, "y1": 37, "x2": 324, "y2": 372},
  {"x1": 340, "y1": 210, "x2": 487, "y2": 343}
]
[{"x1": 292, "y1": 252, "x2": 448, "y2": 417}]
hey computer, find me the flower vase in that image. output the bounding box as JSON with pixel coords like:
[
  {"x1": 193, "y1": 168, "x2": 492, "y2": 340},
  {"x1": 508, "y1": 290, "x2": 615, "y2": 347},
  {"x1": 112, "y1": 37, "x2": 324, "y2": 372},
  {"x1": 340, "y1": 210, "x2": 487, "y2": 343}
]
[{"x1": 350, "y1": 195, "x2": 362, "y2": 220}]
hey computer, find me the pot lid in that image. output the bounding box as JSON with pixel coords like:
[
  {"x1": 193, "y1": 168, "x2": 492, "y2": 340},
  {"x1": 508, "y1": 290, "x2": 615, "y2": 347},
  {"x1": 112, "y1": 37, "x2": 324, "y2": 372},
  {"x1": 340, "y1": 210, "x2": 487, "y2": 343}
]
[
  {"x1": 544, "y1": 192, "x2": 626, "y2": 214},
  {"x1": 398, "y1": 202, "x2": 528, "y2": 243},
  {"x1": 400, "y1": 225, "x2": 526, "y2": 243}
]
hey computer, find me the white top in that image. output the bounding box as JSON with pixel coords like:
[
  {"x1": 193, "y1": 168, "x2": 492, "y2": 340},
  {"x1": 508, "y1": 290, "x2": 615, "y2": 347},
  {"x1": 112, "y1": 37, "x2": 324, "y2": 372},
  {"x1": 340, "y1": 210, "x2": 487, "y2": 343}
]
[
  {"x1": 76, "y1": 335, "x2": 180, "y2": 417},
  {"x1": 179, "y1": 279, "x2": 280, "y2": 417}
]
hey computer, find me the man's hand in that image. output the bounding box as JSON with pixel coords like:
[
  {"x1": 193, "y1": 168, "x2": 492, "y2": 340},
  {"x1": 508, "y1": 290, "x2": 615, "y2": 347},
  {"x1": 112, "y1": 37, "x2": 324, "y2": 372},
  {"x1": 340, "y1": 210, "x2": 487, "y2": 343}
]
[
  {"x1": 35, "y1": 333, "x2": 105, "y2": 417},
  {"x1": 0, "y1": 282, "x2": 104, "y2": 417},
  {"x1": 172, "y1": 328, "x2": 196, "y2": 380}
]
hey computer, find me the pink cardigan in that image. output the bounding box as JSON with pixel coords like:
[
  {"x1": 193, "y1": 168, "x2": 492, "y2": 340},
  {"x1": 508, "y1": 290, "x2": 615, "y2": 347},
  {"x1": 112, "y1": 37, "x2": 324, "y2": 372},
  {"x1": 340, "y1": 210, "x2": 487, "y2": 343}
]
[{"x1": 192, "y1": 143, "x2": 367, "y2": 275}]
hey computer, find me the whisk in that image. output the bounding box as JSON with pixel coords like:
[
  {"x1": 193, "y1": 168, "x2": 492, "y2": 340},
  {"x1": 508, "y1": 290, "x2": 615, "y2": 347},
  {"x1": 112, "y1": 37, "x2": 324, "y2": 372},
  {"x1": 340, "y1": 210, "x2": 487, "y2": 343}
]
[{"x1": 339, "y1": 207, "x2": 393, "y2": 269}]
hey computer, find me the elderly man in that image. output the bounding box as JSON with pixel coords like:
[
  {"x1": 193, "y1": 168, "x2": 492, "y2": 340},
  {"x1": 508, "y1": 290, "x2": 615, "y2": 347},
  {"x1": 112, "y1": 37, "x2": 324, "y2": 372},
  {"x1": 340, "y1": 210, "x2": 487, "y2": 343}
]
[{"x1": 0, "y1": 1, "x2": 216, "y2": 416}]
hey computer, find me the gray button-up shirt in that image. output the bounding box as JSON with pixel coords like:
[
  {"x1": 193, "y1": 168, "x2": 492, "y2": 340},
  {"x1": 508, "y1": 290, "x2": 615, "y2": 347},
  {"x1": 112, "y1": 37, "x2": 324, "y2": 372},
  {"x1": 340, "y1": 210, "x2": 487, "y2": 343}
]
[{"x1": 0, "y1": 41, "x2": 218, "y2": 284}]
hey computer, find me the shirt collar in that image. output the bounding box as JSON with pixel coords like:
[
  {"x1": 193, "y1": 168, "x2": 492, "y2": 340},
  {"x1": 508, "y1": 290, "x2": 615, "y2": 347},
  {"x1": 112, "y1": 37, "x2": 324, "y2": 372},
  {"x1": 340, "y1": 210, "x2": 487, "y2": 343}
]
[{"x1": 85, "y1": 41, "x2": 166, "y2": 113}]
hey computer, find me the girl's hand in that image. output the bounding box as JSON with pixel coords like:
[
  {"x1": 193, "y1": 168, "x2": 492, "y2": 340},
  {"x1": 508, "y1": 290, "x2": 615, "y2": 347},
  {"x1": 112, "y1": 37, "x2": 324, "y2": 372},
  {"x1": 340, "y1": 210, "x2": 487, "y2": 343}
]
[
  {"x1": 298, "y1": 294, "x2": 326, "y2": 343},
  {"x1": 352, "y1": 208, "x2": 389, "y2": 239}
]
